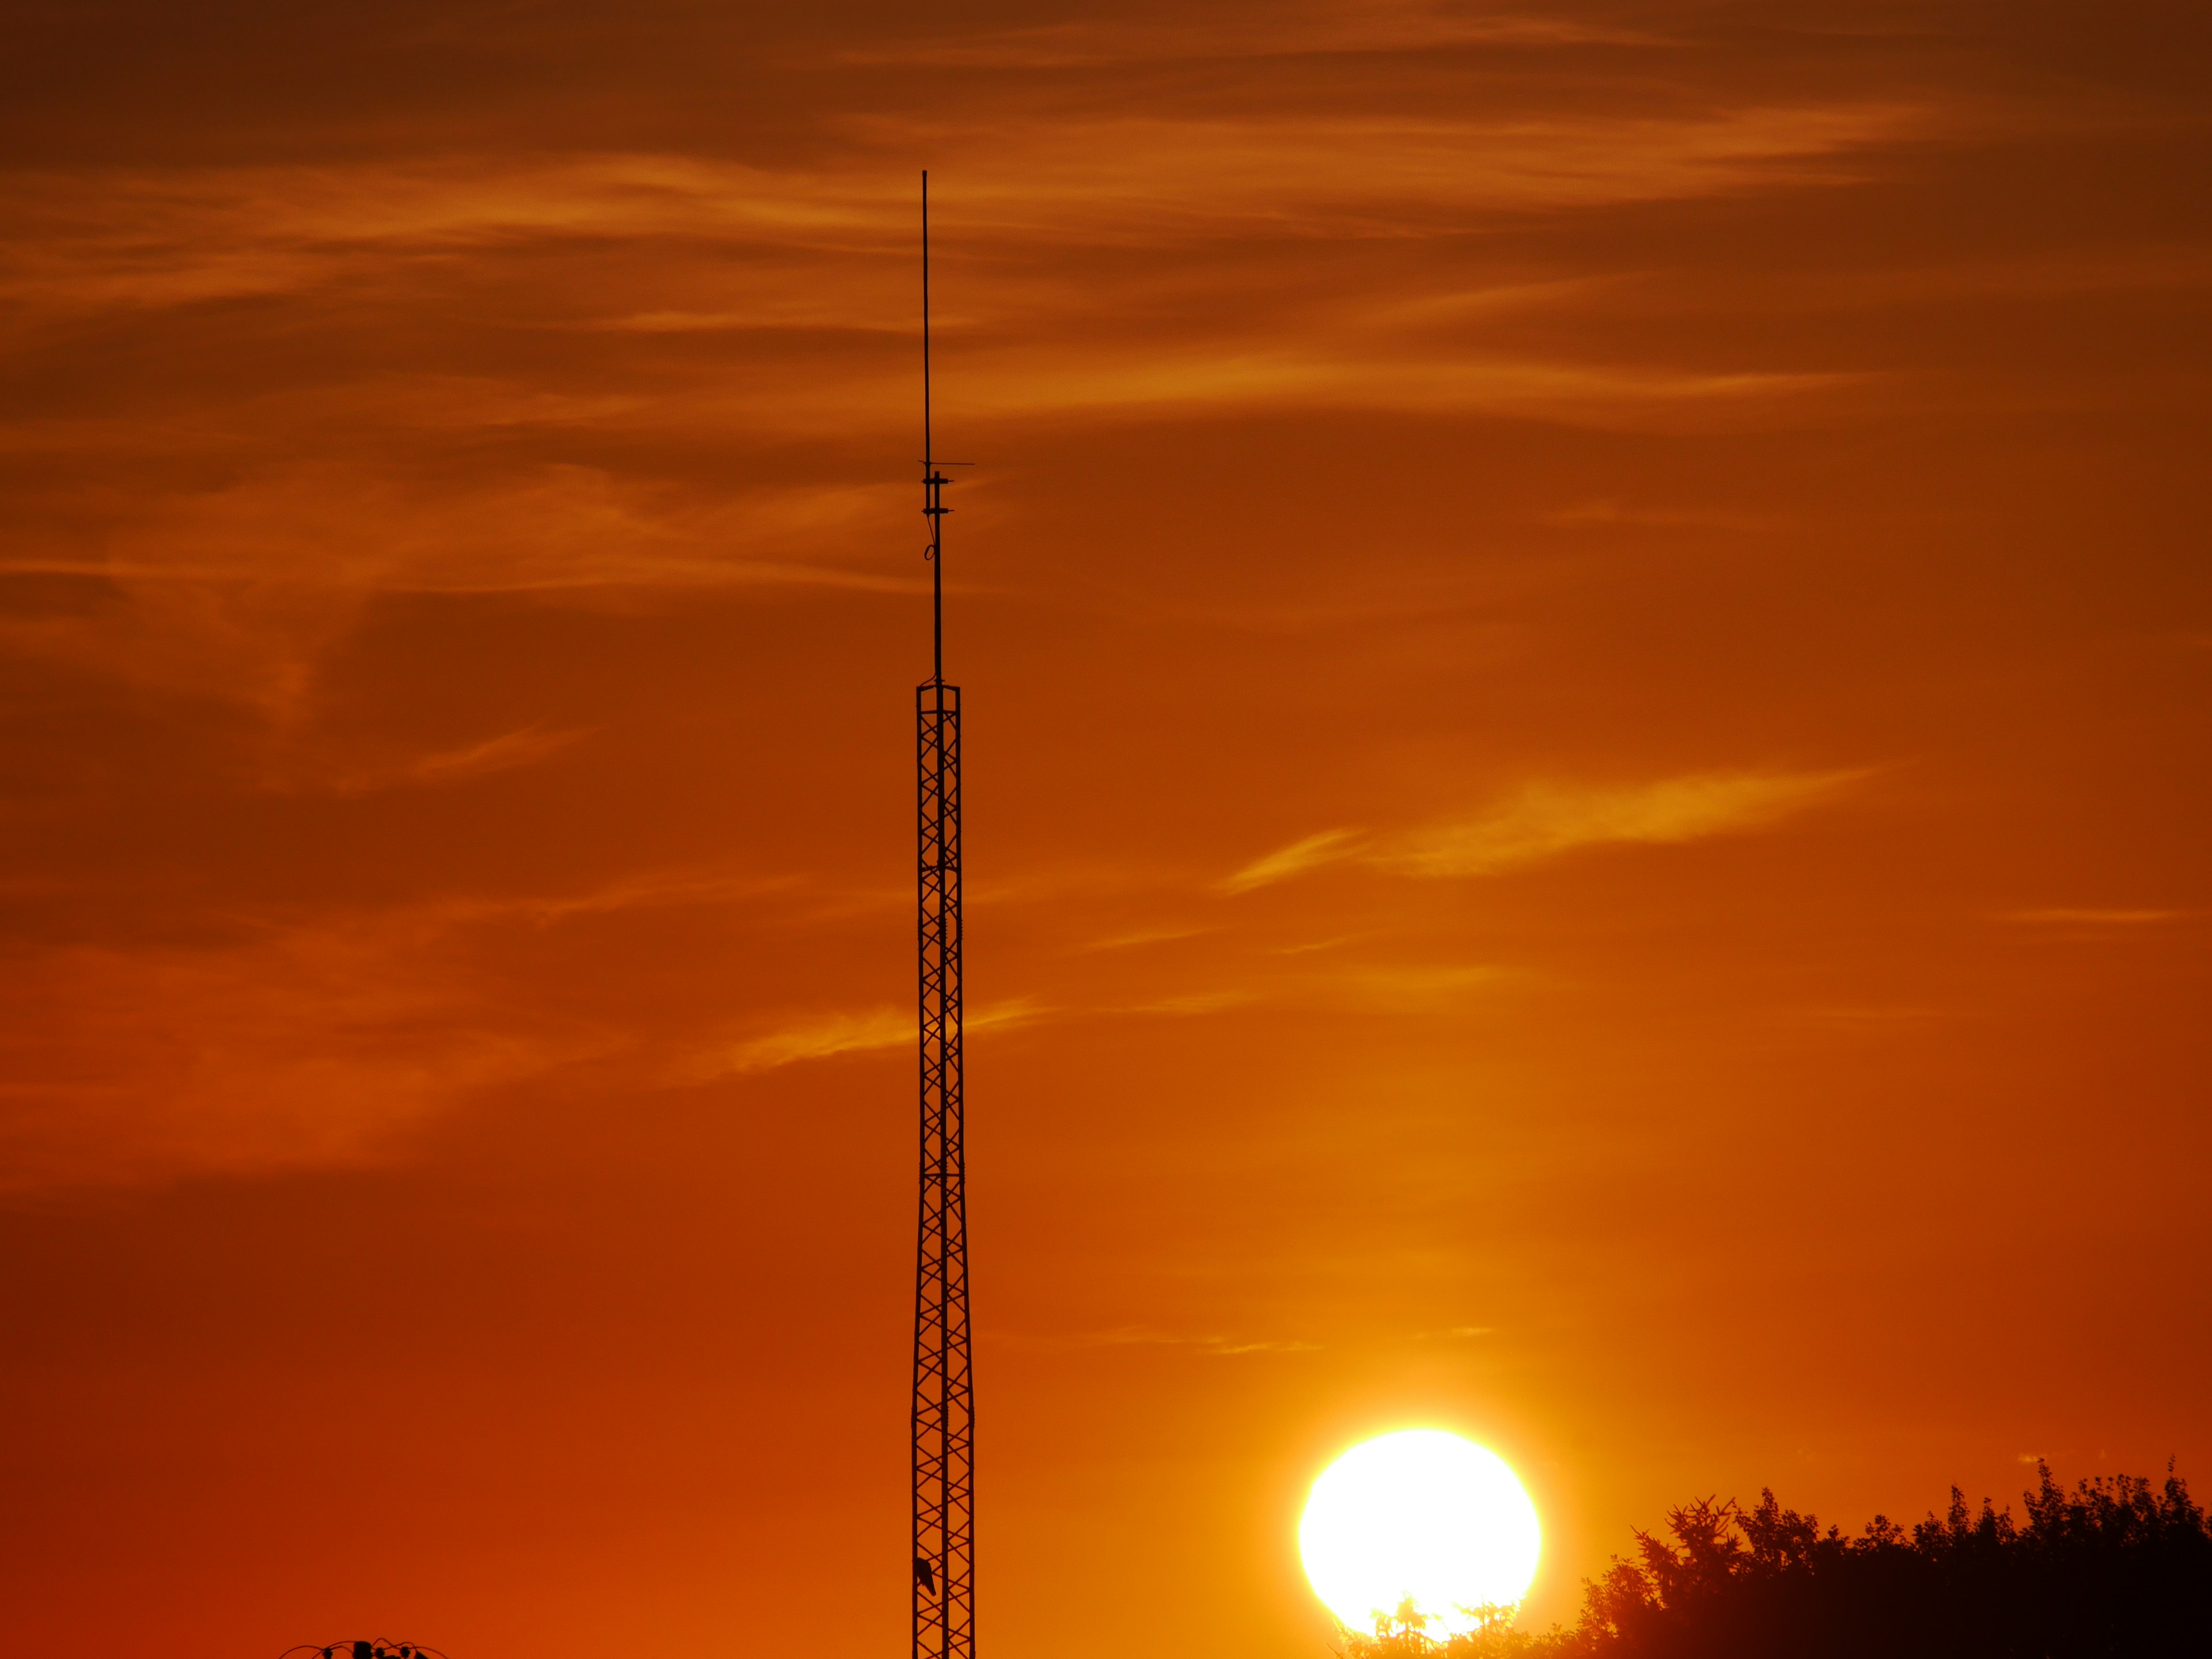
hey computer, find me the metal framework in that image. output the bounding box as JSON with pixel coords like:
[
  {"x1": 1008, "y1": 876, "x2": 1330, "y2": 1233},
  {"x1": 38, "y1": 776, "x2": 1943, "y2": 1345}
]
[{"x1": 912, "y1": 170, "x2": 974, "y2": 1659}]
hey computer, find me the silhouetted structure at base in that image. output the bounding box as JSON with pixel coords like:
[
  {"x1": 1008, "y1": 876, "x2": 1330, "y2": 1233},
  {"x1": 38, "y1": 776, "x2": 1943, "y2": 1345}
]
[{"x1": 1351, "y1": 1464, "x2": 2210, "y2": 1659}]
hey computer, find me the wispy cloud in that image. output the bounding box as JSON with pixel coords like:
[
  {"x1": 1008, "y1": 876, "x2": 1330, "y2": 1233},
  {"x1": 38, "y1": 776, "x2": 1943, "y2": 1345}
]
[
  {"x1": 1221, "y1": 828, "x2": 1366, "y2": 893},
  {"x1": 0, "y1": 467, "x2": 922, "y2": 718},
  {"x1": 0, "y1": 922, "x2": 616, "y2": 1191},
  {"x1": 430, "y1": 863, "x2": 816, "y2": 928},
  {"x1": 1381, "y1": 770, "x2": 1868, "y2": 877},
  {"x1": 713, "y1": 1007, "x2": 913, "y2": 1074},
  {"x1": 957, "y1": 349, "x2": 1854, "y2": 427},
  {"x1": 322, "y1": 722, "x2": 595, "y2": 794},
  {"x1": 1999, "y1": 907, "x2": 2188, "y2": 927},
  {"x1": 0, "y1": 85, "x2": 1925, "y2": 720},
  {"x1": 0, "y1": 863, "x2": 911, "y2": 1190},
  {"x1": 0, "y1": 104, "x2": 1915, "y2": 314},
  {"x1": 1075, "y1": 922, "x2": 1217, "y2": 952},
  {"x1": 1225, "y1": 769, "x2": 1868, "y2": 889},
  {"x1": 1326, "y1": 963, "x2": 1510, "y2": 1005},
  {"x1": 1012, "y1": 1324, "x2": 1318, "y2": 1355},
  {"x1": 690, "y1": 997, "x2": 1050, "y2": 1079},
  {"x1": 412, "y1": 724, "x2": 589, "y2": 785},
  {"x1": 844, "y1": 4, "x2": 1648, "y2": 69}
]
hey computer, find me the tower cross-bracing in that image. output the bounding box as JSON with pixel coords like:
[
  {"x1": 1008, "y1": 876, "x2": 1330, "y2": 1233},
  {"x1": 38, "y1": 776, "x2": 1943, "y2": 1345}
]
[{"x1": 912, "y1": 169, "x2": 974, "y2": 1659}]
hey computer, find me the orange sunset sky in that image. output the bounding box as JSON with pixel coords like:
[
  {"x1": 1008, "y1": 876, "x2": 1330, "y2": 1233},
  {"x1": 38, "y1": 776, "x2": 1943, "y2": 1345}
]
[{"x1": 1, "y1": 2, "x2": 2208, "y2": 1655}]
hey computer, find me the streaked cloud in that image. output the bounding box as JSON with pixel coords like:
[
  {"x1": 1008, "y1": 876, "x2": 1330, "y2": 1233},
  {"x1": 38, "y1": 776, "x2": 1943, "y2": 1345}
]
[
  {"x1": 711, "y1": 1006, "x2": 913, "y2": 1074},
  {"x1": 328, "y1": 722, "x2": 596, "y2": 794},
  {"x1": 846, "y1": 4, "x2": 1647, "y2": 69},
  {"x1": 1227, "y1": 769, "x2": 1867, "y2": 889},
  {"x1": 956, "y1": 348, "x2": 1855, "y2": 428},
  {"x1": 1999, "y1": 907, "x2": 2187, "y2": 927},
  {"x1": 926, "y1": 107, "x2": 1921, "y2": 243},
  {"x1": 1323, "y1": 963, "x2": 1510, "y2": 1005},
  {"x1": 0, "y1": 81, "x2": 1927, "y2": 728},
  {"x1": 0, "y1": 104, "x2": 1915, "y2": 320},
  {"x1": 0, "y1": 469, "x2": 919, "y2": 714},
  {"x1": 435, "y1": 863, "x2": 816, "y2": 927},
  {"x1": 1381, "y1": 770, "x2": 1869, "y2": 878},
  {"x1": 410, "y1": 724, "x2": 593, "y2": 785},
  {"x1": 1020, "y1": 1324, "x2": 1318, "y2": 1355},
  {"x1": 1221, "y1": 828, "x2": 1366, "y2": 893},
  {"x1": 1075, "y1": 922, "x2": 1218, "y2": 953},
  {"x1": 0, "y1": 866, "x2": 874, "y2": 1190},
  {"x1": 691, "y1": 997, "x2": 1050, "y2": 1079},
  {"x1": 0, "y1": 922, "x2": 613, "y2": 1191}
]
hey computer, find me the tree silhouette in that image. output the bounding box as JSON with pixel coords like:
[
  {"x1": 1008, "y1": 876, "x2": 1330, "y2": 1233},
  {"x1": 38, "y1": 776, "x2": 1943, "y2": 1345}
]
[{"x1": 1337, "y1": 1464, "x2": 2210, "y2": 1659}]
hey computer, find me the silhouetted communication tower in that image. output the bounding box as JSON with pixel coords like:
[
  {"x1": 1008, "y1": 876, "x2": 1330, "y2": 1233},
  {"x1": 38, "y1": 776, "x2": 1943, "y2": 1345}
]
[{"x1": 912, "y1": 170, "x2": 974, "y2": 1659}]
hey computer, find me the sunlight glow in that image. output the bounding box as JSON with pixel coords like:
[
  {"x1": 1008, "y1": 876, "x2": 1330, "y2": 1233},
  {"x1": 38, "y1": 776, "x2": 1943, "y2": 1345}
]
[{"x1": 1299, "y1": 1429, "x2": 1541, "y2": 1637}]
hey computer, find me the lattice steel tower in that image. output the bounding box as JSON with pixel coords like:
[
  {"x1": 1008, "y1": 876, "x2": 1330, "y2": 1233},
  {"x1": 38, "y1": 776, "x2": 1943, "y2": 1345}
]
[{"x1": 912, "y1": 170, "x2": 974, "y2": 1659}]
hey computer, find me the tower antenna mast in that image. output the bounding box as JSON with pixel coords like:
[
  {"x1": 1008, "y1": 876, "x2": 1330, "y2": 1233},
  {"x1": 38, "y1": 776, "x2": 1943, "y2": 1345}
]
[{"x1": 912, "y1": 168, "x2": 974, "y2": 1659}]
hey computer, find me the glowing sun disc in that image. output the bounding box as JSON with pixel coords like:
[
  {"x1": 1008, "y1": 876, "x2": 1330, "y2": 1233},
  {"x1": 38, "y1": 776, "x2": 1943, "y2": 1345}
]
[{"x1": 1299, "y1": 1429, "x2": 1541, "y2": 1637}]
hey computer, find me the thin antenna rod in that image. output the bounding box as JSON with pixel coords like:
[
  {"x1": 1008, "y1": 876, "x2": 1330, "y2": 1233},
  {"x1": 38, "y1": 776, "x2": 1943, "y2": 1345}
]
[
  {"x1": 923, "y1": 168, "x2": 930, "y2": 461},
  {"x1": 923, "y1": 170, "x2": 944, "y2": 684}
]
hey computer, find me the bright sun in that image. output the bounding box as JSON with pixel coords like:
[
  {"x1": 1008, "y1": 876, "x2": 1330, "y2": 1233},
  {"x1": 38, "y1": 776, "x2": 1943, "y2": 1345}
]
[{"x1": 1299, "y1": 1429, "x2": 1541, "y2": 1637}]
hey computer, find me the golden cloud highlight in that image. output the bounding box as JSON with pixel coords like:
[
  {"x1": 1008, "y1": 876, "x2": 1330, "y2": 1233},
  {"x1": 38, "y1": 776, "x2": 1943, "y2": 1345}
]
[
  {"x1": 1381, "y1": 770, "x2": 1868, "y2": 877},
  {"x1": 692, "y1": 998, "x2": 1050, "y2": 1079},
  {"x1": 1221, "y1": 828, "x2": 1366, "y2": 893},
  {"x1": 1228, "y1": 768, "x2": 1866, "y2": 889}
]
